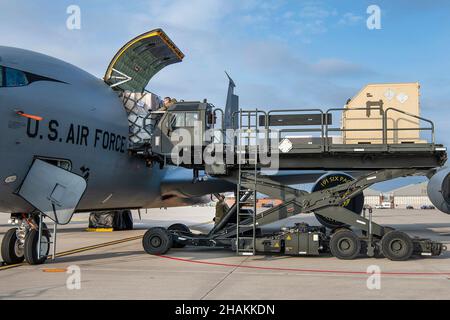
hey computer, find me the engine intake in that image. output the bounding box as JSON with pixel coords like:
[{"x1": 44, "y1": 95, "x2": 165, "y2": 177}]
[
  {"x1": 427, "y1": 167, "x2": 450, "y2": 214},
  {"x1": 312, "y1": 172, "x2": 364, "y2": 229}
]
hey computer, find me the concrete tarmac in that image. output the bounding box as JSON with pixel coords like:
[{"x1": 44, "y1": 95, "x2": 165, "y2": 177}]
[{"x1": 1, "y1": 207, "x2": 450, "y2": 300}]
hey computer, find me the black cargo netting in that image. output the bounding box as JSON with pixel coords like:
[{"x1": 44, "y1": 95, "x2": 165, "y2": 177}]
[{"x1": 121, "y1": 91, "x2": 161, "y2": 145}]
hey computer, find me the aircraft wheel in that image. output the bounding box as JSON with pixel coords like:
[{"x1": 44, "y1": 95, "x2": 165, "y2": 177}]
[
  {"x1": 142, "y1": 227, "x2": 173, "y2": 255},
  {"x1": 168, "y1": 223, "x2": 191, "y2": 248},
  {"x1": 381, "y1": 231, "x2": 413, "y2": 261},
  {"x1": 330, "y1": 229, "x2": 361, "y2": 260},
  {"x1": 24, "y1": 229, "x2": 50, "y2": 265},
  {"x1": 1, "y1": 228, "x2": 25, "y2": 265}
]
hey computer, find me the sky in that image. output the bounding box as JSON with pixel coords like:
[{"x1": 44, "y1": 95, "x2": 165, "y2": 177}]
[{"x1": 1, "y1": 0, "x2": 450, "y2": 191}]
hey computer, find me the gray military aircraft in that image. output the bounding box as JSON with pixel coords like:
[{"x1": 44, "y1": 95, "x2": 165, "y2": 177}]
[
  {"x1": 0, "y1": 29, "x2": 329, "y2": 265},
  {"x1": 1, "y1": 29, "x2": 449, "y2": 265}
]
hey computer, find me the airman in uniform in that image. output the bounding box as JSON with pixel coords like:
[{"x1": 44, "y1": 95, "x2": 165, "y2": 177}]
[{"x1": 215, "y1": 194, "x2": 229, "y2": 225}]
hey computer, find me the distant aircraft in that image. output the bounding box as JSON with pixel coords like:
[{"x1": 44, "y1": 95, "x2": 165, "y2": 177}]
[{"x1": 0, "y1": 29, "x2": 448, "y2": 265}]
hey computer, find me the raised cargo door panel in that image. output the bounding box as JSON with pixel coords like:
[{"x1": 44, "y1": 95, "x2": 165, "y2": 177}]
[{"x1": 104, "y1": 29, "x2": 184, "y2": 93}]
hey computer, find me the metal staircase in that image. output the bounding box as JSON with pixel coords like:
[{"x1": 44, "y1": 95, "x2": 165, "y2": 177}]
[{"x1": 236, "y1": 110, "x2": 259, "y2": 255}]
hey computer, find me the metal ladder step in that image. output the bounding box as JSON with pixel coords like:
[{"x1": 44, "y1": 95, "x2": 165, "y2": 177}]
[{"x1": 236, "y1": 109, "x2": 260, "y2": 256}]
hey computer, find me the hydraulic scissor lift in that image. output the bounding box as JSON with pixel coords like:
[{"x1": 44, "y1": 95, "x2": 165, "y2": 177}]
[{"x1": 136, "y1": 103, "x2": 448, "y2": 261}]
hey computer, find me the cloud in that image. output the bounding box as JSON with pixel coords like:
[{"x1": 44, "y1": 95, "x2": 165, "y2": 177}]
[
  {"x1": 311, "y1": 59, "x2": 374, "y2": 77},
  {"x1": 0, "y1": 0, "x2": 428, "y2": 128},
  {"x1": 338, "y1": 12, "x2": 364, "y2": 26},
  {"x1": 298, "y1": 4, "x2": 338, "y2": 19}
]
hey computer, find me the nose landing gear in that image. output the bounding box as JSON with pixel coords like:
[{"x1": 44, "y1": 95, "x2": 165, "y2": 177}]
[
  {"x1": 23, "y1": 228, "x2": 51, "y2": 265},
  {"x1": 1, "y1": 228, "x2": 25, "y2": 265},
  {"x1": 1, "y1": 213, "x2": 53, "y2": 266}
]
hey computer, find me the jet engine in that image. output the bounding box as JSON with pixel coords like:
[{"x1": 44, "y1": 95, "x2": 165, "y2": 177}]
[
  {"x1": 312, "y1": 172, "x2": 364, "y2": 229},
  {"x1": 427, "y1": 167, "x2": 450, "y2": 214}
]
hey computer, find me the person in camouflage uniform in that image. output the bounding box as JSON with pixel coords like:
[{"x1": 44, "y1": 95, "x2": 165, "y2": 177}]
[{"x1": 215, "y1": 194, "x2": 229, "y2": 225}]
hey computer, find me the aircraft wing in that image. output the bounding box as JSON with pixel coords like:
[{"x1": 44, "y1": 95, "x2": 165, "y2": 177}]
[
  {"x1": 159, "y1": 168, "x2": 336, "y2": 200},
  {"x1": 262, "y1": 170, "x2": 370, "y2": 185},
  {"x1": 160, "y1": 168, "x2": 234, "y2": 199},
  {"x1": 159, "y1": 168, "x2": 371, "y2": 204}
]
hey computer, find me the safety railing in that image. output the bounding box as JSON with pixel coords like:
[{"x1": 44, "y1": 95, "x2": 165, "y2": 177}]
[
  {"x1": 135, "y1": 104, "x2": 437, "y2": 154},
  {"x1": 384, "y1": 107, "x2": 435, "y2": 144},
  {"x1": 218, "y1": 106, "x2": 436, "y2": 151},
  {"x1": 212, "y1": 108, "x2": 225, "y2": 144},
  {"x1": 267, "y1": 109, "x2": 327, "y2": 151},
  {"x1": 231, "y1": 109, "x2": 269, "y2": 148}
]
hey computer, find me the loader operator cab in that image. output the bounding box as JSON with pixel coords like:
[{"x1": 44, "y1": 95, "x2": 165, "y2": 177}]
[{"x1": 150, "y1": 101, "x2": 216, "y2": 159}]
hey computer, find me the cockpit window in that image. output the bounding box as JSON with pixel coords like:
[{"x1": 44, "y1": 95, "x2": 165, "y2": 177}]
[
  {"x1": 0, "y1": 65, "x2": 64, "y2": 88},
  {"x1": 5, "y1": 67, "x2": 28, "y2": 87}
]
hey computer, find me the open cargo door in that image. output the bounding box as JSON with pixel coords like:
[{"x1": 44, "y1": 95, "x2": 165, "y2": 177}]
[{"x1": 104, "y1": 29, "x2": 184, "y2": 93}]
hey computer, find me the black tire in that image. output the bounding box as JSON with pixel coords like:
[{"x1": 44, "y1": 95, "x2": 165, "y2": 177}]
[
  {"x1": 381, "y1": 231, "x2": 413, "y2": 261},
  {"x1": 383, "y1": 226, "x2": 395, "y2": 235},
  {"x1": 168, "y1": 224, "x2": 191, "y2": 248},
  {"x1": 312, "y1": 173, "x2": 364, "y2": 229},
  {"x1": 24, "y1": 228, "x2": 50, "y2": 265},
  {"x1": 1, "y1": 228, "x2": 25, "y2": 265},
  {"x1": 142, "y1": 227, "x2": 173, "y2": 255},
  {"x1": 329, "y1": 229, "x2": 361, "y2": 260}
]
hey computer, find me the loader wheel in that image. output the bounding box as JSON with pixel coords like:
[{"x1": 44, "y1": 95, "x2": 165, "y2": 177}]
[
  {"x1": 143, "y1": 227, "x2": 173, "y2": 255},
  {"x1": 381, "y1": 231, "x2": 413, "y2": 261},
  {"x1": 168, "y1": 223, "x2": 191, "y2": 248},
  {"x1": 330, "y1": 229, "x2": 361, "y2": 260},
  {"x1": 24, "y1": 228, "x2": 50, "y2": 265},
  {"x1": 1, "y1": 228, "x2": 25, "y2": 265}
]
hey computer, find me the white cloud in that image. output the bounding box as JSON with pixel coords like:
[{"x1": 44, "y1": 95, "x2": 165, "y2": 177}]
[
  {"x1": 0, "y1": 1, "x2": 377, "y2": 110},
  {"x1": 312, "y1": 58, "x2": 373, "y2": 77},
  {"x1": 298, "y1": 4, "x2": 338, "y2": 19},
  {"x1": 338, "y1": 12, "x2": 364, "y2": 26}
]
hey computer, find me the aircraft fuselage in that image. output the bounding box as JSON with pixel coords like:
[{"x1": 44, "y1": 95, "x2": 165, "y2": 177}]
[{"x1": 0, "y1": 46, "x2": 173, "y2": 213}]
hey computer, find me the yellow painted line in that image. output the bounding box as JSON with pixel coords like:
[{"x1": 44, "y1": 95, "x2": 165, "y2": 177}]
[
  {"x1": 52, "y1": 235, "x2": 143, "y2": 259},
  {"x1": 85, "y1": 228, "x2": 114, "y2": 232},
  {"x1": 0, "y1": 262, "x2": 24, "y2": 271},
  {"x1": 0, "y1": 221, "x2": 211, "y2": 271},
  {"x1": 0, "y1": 235, "x2": 143, "y2": 271}
]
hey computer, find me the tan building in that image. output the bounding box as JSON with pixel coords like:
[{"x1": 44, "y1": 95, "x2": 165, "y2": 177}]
[
  {"x1": 364, "y1": 188, "x2": 382, "y2": 207},
  {"x1": 391, "y1": 182, "x2": 432, "y2": 209},
  {"x1": 342, "y1": 83, "x2": 423, "y2": 144},
  {"x1": 225, "y1": 196, "x2": 282, "y2": 208}
]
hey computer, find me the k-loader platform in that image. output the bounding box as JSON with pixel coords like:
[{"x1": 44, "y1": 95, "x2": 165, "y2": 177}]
[{"x1": 131, "y1": 100, "x2": 448, "y2": 261}]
